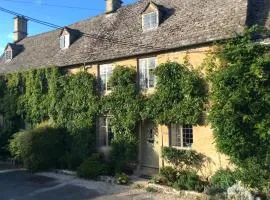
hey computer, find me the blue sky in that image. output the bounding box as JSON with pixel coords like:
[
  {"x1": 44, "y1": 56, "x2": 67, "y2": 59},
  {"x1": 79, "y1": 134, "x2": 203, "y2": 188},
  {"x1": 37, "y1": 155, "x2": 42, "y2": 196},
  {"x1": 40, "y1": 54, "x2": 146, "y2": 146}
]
[{"x1": 0, "y1": 0, "x2": 137, "y2": 54}]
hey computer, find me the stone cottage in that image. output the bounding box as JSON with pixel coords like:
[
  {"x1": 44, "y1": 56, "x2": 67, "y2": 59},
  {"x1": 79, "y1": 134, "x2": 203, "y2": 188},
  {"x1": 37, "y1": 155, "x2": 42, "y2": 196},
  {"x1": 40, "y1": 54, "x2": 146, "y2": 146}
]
[{"x1": 0, "y1": 0, "x2": 269, "y2": 175}]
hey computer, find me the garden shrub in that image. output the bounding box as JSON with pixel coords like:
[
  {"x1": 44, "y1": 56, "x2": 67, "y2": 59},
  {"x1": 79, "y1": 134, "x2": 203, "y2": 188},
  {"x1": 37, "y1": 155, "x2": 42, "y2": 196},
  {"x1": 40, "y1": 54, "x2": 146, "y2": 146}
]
[
  {"x1": 77, "y1": 153, "x2": 107, "y2": 180},
  {"x1": 151, "y1": 174, "x2": 168, "y2": 185},
  {"x1": 206, "y1": 26, "x2": 270, "y2": 190},
  {"x1": 115, "y1": 173, "x2": 129, "y2": 185},
  {"x1": 173, "y1": 170, "x2": 204, "y2": 192},
  {"x1": 9, "y1": 122, "x2": 69, "y2": 172},
  {"x1": 210, "y1": 169, "x2": 237, "y2": 190},
  {"x1": 162, "y1": 147, "x2": 205, "y2": 171},
  {"x1": 236, "y1": 158, "x2": 270, "y2": 191},
  {"x1": 109, "y1": 139, "x2": 137, "y2": 174},
  {"x1": 160, "y1": 166, "x2": 178, "y2": 185},
  {"x1": 227, "y1": 182, "x2": 254, "y2": 200}
]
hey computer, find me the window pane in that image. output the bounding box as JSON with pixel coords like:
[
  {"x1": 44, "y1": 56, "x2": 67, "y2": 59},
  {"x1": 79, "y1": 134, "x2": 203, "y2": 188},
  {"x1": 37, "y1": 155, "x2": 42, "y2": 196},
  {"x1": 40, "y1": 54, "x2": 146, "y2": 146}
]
[
  {"x1": 100, "y1": 74, "x2": 106, "y2": 91},
  {"x1": 183, "y1": 125, "x2": 193, "y2": 147},
  {"x1": 143, "y1": 14, "x2": 151, "y2": 30},
  {"x1": 60, "y1": 36, "x2": 65, "y2": 49},
  {"x1": 150, "y1": 12, "x2": 157, "y2": 28},
  {"x1": 143, "y1": 12, "x2": 158, "y2": 30},
  {"x1": 5, "y1": 51, "x2": 12, "y2": 60},
  {"x1": 148, "y1": 68, "x2": 155, "y2": 88},
  {"x1": 64, "y1": 35, "x2": 69, "y2": 48},
  {"x1": 171, "y1": 124, "x2": 181, "y2": 147},
  {"x1": 139, "y1": 59, "x2": 147, "y2": 88},
  {"x1": 100, "y1": 64, "x2": 113, "y2": 91}
]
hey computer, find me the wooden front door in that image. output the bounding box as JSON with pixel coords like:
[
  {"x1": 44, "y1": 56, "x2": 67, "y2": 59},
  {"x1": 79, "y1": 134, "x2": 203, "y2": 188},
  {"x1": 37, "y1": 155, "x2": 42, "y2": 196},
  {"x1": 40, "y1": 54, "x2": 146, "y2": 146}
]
[{"x1": 141, "y1": 120, "x2": 159, "y2": 168}]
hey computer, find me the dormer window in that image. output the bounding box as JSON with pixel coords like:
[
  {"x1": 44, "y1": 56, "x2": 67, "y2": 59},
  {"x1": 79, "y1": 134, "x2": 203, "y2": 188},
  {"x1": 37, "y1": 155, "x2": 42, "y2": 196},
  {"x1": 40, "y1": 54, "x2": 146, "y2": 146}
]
[
  {"x1": 60, "y1": 34, "x2": 70, "y2": 49},
  {"x1": 4, "y1": 50, "x2": 12, "y2": 62},
  {"x1": 142, "y1": 11, "x2": 159, "y2": 31}
]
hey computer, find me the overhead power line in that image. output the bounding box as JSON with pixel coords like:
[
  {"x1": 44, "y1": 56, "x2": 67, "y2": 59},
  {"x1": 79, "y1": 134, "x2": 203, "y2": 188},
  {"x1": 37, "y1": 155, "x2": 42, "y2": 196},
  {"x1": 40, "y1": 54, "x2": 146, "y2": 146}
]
[
  {"x1": 1, "y1": 0, "x2": 103, "y2": 11},
  {"x1": 0, "y1": 6, "x2": 156, "y2": 51}
]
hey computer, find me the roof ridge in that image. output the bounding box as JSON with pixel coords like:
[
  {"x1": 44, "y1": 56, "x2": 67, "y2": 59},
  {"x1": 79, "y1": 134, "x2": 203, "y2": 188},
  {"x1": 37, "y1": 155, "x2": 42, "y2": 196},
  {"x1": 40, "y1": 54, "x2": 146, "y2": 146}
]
[{"x1": 17, "y1": 0, "x2": 144, "y2": 43}]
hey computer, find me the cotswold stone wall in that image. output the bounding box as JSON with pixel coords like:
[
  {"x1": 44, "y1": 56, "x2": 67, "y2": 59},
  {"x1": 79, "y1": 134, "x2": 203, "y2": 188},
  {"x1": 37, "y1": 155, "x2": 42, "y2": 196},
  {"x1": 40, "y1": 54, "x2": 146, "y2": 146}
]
[{"x1": 65, "y1": 45, "x2": 231, "y2": 176}]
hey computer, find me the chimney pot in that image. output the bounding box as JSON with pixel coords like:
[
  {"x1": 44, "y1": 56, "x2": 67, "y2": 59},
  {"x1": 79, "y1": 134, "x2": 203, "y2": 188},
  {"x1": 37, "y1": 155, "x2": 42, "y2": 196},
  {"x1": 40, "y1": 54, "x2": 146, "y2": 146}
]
[
  {"x1": 105, "y1": 0, "x2": 123, "y2": 13},
  {"x1": 14, "y1": 16, "x2": 28, "y2": 42}
]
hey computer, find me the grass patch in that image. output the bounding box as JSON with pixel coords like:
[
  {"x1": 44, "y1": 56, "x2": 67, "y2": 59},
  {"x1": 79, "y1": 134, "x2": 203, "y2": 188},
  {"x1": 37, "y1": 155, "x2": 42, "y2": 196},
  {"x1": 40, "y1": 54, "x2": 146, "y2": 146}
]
[{"x1": 146, "y1": 186, "x2": 158, "y2": 193}]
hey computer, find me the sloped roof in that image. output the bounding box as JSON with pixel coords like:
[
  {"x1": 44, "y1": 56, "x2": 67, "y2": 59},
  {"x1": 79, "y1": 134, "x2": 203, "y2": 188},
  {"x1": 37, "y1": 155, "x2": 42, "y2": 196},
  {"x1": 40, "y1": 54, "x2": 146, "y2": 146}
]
[{"x1": 0, "y1": 0, "x2": 268, "y2": 74}]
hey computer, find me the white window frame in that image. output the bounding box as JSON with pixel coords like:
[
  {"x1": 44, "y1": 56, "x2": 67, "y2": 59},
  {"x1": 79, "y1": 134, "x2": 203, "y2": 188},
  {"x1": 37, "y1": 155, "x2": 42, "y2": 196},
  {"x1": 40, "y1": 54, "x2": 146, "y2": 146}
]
[
  {"x1": 99, "y1": 64, "x2": 113, "y2": 92},
  {"x1": 139, "y1": 57, "x2": 157, "y2": 89},
  {"x1": 142, "y1": 11, "x2": 159, "y2": 31},
  {"x1": 99, "y1": 117, "x2": 113, "y2": 147},
  {"x1": 170, "y1": 124, "x2": 193, "y2": 149},
  {"x1": 60, "y1": 34, "x2": 70, "y2": 49},
  {"x1": 4, "y1": 50, "x2": 12, "y2": 62}
]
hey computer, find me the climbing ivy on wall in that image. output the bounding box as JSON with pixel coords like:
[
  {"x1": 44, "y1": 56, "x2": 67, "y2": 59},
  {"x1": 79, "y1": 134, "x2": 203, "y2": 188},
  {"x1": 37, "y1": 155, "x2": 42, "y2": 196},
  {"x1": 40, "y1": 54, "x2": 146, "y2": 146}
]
[
  {"x1": 205, "y1": 27, "x2": 270, "y2": 185},
  {"x1": 101, "y1": 66, "x2": 142, "y2": 171},
  {"x1": 0, "y1": 67, "x2": 99, "y2": 164},
  {"x1": 143, "y1": 61, "x2": 207, "y2": 125}
]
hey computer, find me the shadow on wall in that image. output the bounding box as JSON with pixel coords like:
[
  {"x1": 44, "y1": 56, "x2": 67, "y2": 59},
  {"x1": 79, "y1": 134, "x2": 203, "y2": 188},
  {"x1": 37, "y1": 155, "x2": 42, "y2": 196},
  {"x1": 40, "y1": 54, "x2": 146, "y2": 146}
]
[{"x1": 246, "y1": 0, "x2": 270, "y2": 28}]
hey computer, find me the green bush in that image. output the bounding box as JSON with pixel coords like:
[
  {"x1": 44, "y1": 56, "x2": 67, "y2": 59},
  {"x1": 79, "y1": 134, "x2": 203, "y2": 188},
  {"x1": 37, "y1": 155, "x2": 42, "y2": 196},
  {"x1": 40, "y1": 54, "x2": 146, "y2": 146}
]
[
  {"x1": 210, "y1": 169, "x2": 237, "y2": 190},
  {"x1": 77, "y1": 154, "x2": 107, "y2": 180},
  {"x1": 9, "y1": 122, "x2": 68, "y2": 172},
  {"x1": 162, "y1": 147, "x2": 205, "y2": 170},
  {"x1": 115, "y1": 173, "x2": 129, "y2": 185},
  {"x1": 151, "y1": 174, "x2": 168, "y2": 185},
  {"x1": 173, "y1": 170, "x2": 204, "y2": 192},
  {"x1": 109, "y1": 140, "x2": 137, "y2": 174},
  {"x1": 160, "y1": 166, "x2": 178, "y2": 184}
]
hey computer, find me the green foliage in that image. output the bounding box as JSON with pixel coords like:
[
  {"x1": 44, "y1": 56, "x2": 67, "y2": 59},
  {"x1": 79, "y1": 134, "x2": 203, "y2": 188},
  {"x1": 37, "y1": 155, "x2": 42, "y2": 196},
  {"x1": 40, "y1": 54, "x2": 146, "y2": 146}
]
[
  {"x1": 236, "y1": 158, "x2": 270, "y2": 191},
  {"x1": 160, "y1": 166, "x2": 178, "y2": 184},
  {"x1": 102, "y1": 66, "x2": 141, "y2": 141},
  {"x1": 143, "y1": 61, "x2": 207, "y2": 125},
  {"x1": 151, "y1": 174, "x2": 168, "y2": 185},
  {"x1": 173, "y1": 170, "x2": 204, "y2": 192},
  {"x1": 9, "y1": 122, "x2": 68, "y2": 172},
  {"x1": 210, "y1": 169, "x2": 237, "y2": 190},
  {"x1": 102, "y1": 66, "x2": 141, "y2": 172},
  {"x1": 0, "y1": 68, "x2": 99, "y2": 168},
  {"x1": 206, "y1": 26, "x2": 270, "y2": 189},
  {"x1": 77, "y1": 154, "x2": 107, "y2": 180},
  {"x1": 145, "y1": 186, "x2": 158, "y2": 193},
  {"x1": 53, "y1": 72, "x2": 99, "y2": 168},
  {"x1": 162, "y1": 147, "x2": 206, "y2": 171},
  {"x1": 109, "y1": 139, "x2": 137, "y2": 173},
  {"x1": 115, "y1": 173, "x2": 129, "y2": 185}
]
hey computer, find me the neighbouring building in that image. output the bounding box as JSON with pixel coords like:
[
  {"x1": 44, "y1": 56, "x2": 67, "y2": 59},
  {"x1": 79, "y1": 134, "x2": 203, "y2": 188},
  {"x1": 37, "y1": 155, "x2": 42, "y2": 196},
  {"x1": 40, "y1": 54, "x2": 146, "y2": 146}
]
[{"x1": 0, "y1": 0, "x2": 269, "y2": 175}]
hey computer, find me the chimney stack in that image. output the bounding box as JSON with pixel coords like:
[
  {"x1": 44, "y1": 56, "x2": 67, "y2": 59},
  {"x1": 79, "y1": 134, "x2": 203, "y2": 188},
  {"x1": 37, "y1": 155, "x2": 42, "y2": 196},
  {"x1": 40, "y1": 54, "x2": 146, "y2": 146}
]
[
  {"x1": 14, "y1": 16, "x2": 28, "y2": 42},
  {"x1": 105, "y1": 0, "x2": 123, "y2": 13}
]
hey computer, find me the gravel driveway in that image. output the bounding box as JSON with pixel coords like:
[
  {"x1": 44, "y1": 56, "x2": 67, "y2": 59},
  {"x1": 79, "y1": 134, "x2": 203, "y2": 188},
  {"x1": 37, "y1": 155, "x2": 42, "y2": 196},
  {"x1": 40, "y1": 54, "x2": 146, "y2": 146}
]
[{"x1": 0, "y1": 169, "x2": 205, "y2": 200}]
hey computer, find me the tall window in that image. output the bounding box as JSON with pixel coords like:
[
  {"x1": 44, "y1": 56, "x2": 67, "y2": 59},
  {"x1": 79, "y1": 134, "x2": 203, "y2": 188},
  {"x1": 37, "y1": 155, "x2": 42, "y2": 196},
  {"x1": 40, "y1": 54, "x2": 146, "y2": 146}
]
[
  {"x1": 5, "y1": 50, "x2": 12, "y2": 62},
  {"x1": 139, "y1": 57, "x2": 157, "y2": 89},
  {"x1": 60, "y1": 35, "x2": 70, "y2": 49},
  {"x1": 99, "y1": 117, "x2": 113, "y2": 147},
  {"x1": 100, "y1": 64, "x2": 113, "y2": 92},
  {"x1": 170, "y1": 124, "x2": 193, "y2": 148},
  {"x1": 142, "y1": 12, "x2": 158, "y2": 31}
]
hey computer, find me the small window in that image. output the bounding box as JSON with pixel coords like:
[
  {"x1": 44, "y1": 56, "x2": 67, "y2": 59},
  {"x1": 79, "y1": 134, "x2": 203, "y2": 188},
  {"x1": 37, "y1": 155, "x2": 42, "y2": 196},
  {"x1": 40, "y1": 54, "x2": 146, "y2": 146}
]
[
  {"x1": 139, "y1": 57, "x2": 157, "y2": 89},
  {"x1": 60, "y1": 35, "x2": 70, "y2": 49},
  {"x1": 142, "y1": 11, "x2": 158, "y2": 31},
  {"x1": 99, "y1": 117, "x2": 113, "y2": 147},
  {"x1": 100, "y1": 64, "x2": 113, "y2": 92},
  {"x1": 4, "y1": 50, "x2": 12, "y2": 62},
  {"x1": 171, "y1": 124, "x2": 193, "y2": 148}
]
